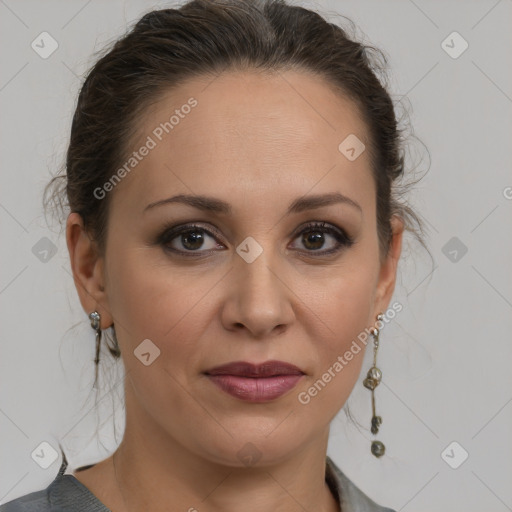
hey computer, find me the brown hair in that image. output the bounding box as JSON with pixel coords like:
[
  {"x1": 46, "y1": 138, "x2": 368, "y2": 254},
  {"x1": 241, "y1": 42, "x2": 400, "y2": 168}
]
[{"x1": 44, "y1": 0, "x2": 431, "y2": 436}]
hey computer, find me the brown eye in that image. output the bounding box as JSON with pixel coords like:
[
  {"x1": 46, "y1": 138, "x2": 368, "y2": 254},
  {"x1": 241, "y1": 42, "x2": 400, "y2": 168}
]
[
  {"x1": 178, "y1": 230, "x2": 207, "y2": 251},
  {"x1": 158, "y1": 224, "x2": 225, "y2": 255},
  {"x1": 301, "y1": 231, "x2": 328, "y2": 250},
  {"x1": 290, "y1": 222, "x2": 354, "y2": 255}
]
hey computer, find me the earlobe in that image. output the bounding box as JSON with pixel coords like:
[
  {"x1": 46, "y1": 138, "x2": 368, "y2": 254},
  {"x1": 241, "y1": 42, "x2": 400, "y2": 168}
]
[{"x1": 66, "y1": 212, "x2": 113, "y2": 327}]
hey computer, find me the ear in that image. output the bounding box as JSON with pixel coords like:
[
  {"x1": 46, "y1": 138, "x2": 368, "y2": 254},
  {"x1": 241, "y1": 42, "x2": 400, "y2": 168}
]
[
  {"x1": 372, "y1": 214, "x2": 404, "y2": 316},
  {"x1": 65, "y1": 212, "x2": 113, "y2": 329}
]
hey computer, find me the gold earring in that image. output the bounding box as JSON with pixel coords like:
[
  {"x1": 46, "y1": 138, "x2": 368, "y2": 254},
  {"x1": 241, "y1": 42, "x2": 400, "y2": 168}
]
[{"x1": 363, "y1": 312, "x2": 385, "y2": 457}]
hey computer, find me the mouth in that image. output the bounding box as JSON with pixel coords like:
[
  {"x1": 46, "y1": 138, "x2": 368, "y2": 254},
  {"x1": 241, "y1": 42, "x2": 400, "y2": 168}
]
[{"x1": 204, "y1": 360, "x2": 305, "y2": 403}]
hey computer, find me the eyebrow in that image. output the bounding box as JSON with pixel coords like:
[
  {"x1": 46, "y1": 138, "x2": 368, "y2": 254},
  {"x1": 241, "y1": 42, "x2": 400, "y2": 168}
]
[{"x1": 143, "y1": 192, "x2": 362, "y2": 216}]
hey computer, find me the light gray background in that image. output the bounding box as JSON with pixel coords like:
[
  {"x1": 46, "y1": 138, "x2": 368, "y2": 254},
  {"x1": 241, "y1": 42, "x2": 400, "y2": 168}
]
[{"x1": 1, "y1": 1, "x2": 511, "y2": 511}]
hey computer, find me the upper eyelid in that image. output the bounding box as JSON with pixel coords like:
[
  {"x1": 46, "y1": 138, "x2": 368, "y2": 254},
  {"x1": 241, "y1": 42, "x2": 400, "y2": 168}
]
[{"x1": 163, "y1": 220, "x2": 344, "y2": 236}]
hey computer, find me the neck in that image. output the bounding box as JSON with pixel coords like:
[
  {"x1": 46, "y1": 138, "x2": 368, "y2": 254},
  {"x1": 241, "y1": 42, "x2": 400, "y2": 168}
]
[{"x1": 110, "y1": 400, "x2": 339, "y2": 512}]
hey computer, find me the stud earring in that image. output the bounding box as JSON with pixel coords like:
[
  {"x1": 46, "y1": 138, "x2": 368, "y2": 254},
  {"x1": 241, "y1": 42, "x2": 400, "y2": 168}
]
[
  {"x1": 89, "y1": 311, "x2": 101, "y2": 389},
  {"x1": 363, "y1": 312, "x2": 385, "y2": 458}
]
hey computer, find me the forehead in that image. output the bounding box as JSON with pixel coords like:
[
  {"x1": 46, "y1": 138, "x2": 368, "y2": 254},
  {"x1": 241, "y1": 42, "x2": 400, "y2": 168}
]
[{"x1": 111, "y1": 69, "x2": 374, "y2": 216}]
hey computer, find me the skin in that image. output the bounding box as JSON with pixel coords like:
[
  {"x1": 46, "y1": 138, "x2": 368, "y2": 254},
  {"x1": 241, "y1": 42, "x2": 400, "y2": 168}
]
[{"x1": 66, "y1": 69, "x2": 403, "y2": 512}]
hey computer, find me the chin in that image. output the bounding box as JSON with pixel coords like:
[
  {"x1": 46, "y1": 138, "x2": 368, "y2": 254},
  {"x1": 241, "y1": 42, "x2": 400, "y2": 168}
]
[{"x1": 190, "y1": 426, "x2": 309, "y2": 469}]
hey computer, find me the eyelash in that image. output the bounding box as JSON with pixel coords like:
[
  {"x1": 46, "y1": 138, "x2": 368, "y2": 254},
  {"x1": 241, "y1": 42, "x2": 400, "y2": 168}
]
[{"x1": 156, "y1": 221, "x2": 355, "y2": 258}]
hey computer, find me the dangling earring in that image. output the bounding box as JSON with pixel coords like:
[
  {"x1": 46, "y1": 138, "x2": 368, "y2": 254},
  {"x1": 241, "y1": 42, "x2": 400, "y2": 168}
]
[
  {"x1": 89, "y1": 311, "x2": 101, "y2": 389},
  {"x1": 363, "y1": 312, "x2": 385, "y2": 458}
]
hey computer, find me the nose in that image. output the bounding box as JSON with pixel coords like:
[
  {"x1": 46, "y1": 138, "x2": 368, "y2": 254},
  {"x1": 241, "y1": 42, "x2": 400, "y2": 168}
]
[{"x1": 220, "y1": 247, "x2": 295, "y2": 339}]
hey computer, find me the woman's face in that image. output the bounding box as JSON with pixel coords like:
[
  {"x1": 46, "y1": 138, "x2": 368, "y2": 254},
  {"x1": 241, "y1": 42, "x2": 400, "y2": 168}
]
[{"x1": 69, "y1": 69, "x2": 402, "y2": 466}]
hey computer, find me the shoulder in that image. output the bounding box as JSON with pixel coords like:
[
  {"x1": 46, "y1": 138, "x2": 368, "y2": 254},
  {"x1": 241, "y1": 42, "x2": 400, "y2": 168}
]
[
  {"x1": 326, "y1": 456, "x2": 397, "y2": 512},
  {"x1": 1, "y1": 456, "x2": 66, "y2": 512},
  {"x1": 0, "y1": 462, "x2": 109, "y2": 512},
  {"x1": 0, "y1": 474, "x2": 107, "y2": 512},
  {"x1": 0, "y1": 487, "x2": 51, "y2": 511}
]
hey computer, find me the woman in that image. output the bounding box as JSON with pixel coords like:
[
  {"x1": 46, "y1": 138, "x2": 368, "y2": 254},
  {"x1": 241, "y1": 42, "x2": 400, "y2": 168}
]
[{"x1": 1, "y1": 0, "x2": 427, "y2": 510}]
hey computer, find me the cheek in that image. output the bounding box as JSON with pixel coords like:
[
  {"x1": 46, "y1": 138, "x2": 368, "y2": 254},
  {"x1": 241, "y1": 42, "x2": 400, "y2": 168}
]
[
  {"x1": 105, "y1": 249, "x2": 220, "y2": 368},
  {"x1": 293, "y1": 265, "x2": 377, "y2": 411},
  {"x1": 107, "y1": 253, "x2": 212, "y2": 417}
]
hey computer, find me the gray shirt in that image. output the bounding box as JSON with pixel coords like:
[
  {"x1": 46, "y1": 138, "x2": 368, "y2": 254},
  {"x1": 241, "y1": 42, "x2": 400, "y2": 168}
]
[{"x1": 0, "y1": 456, "x2": 396, "y2": 511}]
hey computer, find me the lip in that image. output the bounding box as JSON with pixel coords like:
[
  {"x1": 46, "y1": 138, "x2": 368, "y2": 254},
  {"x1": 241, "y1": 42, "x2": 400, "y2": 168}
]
[
  {"x1": 205, "y1": 360, "x2": 305, "y2": 377},
  {"x1": 204, "y1": 360, "x2": 305, "y2": 403}
]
